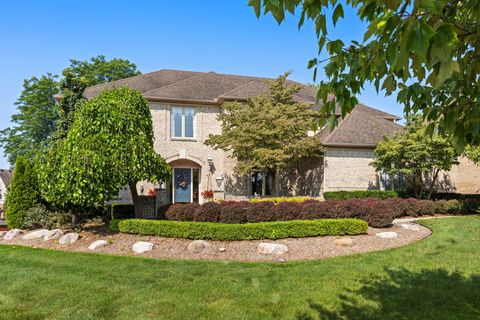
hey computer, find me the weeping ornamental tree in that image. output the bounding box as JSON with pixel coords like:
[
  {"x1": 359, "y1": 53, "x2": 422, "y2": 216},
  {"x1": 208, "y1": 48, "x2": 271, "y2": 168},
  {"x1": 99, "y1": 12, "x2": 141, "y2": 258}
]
[
  {"x1": 205, "y1": 72, "x2": 323, "y2": 196},
  {"x1": 37, "y1": 87, "x2": 171, "y2": 217},
  {"x1": 371, "y1": 117, "x2": 457, "y2": 199}
]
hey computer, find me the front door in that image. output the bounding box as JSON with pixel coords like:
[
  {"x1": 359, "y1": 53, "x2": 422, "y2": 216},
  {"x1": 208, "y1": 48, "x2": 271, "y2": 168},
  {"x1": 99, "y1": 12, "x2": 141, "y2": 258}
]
[{"x1": 174, "y1": 168, "x2": 192, "y2": 203}]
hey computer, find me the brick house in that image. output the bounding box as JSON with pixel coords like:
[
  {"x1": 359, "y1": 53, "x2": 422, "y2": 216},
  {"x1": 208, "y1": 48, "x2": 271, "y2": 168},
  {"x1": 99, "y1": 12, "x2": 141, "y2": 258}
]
[
  {"x1": 0, "y1": 169, "x2": 13, "y2": 219},
  {"x1": 84, "y1": 69, "x2": 480, "y2": 204}
]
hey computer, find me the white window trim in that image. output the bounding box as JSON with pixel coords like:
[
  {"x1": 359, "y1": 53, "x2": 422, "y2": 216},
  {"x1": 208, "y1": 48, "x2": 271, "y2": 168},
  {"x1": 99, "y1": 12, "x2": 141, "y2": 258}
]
[{"x1": 171, "y1": 106, "x2": 196, "y2": 140}]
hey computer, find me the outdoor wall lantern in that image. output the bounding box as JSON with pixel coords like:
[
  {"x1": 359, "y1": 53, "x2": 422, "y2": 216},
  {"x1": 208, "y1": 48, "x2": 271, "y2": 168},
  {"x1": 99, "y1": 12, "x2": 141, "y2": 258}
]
[{"x1": 207, "y1": 156, "x2": 214, "y2": 171}]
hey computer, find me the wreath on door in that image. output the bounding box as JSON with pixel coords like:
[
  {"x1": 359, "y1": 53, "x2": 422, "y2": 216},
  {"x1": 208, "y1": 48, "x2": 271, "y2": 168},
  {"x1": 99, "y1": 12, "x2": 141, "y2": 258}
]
[{"x1": 177, "y1": 173, "x2": 189, "y2": 189}]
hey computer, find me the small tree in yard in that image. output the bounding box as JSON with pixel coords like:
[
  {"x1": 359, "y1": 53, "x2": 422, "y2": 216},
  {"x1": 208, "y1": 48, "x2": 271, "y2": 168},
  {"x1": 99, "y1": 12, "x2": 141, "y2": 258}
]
[
  {"x1": 6, "y1": 157, "x2": 40, "y2": 228},
  {"x1": 37, "y1": 87, "x2": 171, "y2": 218},
  {"x1": 371, "y1": 117, "x2": 457, "y2": 199},
  {"x1": 205, "y1": 72, "x2": 323, "y2": 196}
]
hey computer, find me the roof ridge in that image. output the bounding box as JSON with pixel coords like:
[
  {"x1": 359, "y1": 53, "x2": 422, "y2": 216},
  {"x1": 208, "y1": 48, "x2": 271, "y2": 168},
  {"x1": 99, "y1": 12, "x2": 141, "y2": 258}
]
[
  {"x1": 356, "y1": 103, "x2": 401, "y2": 120},
  {"x1": 141, "y1": 72, "x2": 209, "y2": 96},
  {"x1": 219, "y1": 80, "x2": 259, "y2": 98}
]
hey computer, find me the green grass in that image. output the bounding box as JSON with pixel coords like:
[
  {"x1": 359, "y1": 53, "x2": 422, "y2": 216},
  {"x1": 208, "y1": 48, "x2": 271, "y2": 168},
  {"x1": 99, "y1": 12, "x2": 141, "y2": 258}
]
[{"x1": 1, "y1": 216, "x2": 479, "y2": 320}]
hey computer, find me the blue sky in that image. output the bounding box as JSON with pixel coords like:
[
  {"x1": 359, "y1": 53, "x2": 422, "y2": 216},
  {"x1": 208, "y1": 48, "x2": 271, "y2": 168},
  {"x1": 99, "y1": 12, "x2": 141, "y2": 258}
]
[{"x1": 0, "y1": 0, "x2": 402, "y2": 169}]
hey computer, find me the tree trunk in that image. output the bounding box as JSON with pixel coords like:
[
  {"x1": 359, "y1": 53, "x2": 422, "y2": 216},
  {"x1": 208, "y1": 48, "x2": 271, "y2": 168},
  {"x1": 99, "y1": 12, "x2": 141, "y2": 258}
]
[
  {"x1": 129, "y1": 182, "x2": 141, "y2": 218},
  {"x1": 270, "y1": 170, "x2": 278, "y2": 197},
  {"x1": 261, "y1": 172, "x2": 267, "y2": 196},
  {"x1": 427, "y1": 169, "x2": 440, "y2": 199}
]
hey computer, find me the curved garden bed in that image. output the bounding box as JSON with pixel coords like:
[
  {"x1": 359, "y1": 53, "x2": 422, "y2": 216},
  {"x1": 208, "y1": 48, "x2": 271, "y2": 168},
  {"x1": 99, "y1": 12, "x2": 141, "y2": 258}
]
[{"x1": 110, "y1": 218, "x2": 368, "y2": 241}]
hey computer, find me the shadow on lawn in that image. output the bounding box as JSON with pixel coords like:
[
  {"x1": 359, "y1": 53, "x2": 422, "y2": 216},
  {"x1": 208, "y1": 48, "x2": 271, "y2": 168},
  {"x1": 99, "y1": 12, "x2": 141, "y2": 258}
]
[{"x1": 297, "y1": 268, "x2": 480, "y2": 320}]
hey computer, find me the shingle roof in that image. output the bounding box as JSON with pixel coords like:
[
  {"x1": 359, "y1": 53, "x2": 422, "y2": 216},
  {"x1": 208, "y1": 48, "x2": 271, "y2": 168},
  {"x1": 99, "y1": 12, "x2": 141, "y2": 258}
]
[
  {"x1": 83, "y1": 69, "x2": 322, "y2": 104},
  {"x1": 0, "y1": 169, "x2": 13, "y2": 187},
  {"x1": 318, "y1": 104, "x2": 404, "y2": 148},
  {"x1": 83, "y1": 69, "x2": 402, "y2": 147}
]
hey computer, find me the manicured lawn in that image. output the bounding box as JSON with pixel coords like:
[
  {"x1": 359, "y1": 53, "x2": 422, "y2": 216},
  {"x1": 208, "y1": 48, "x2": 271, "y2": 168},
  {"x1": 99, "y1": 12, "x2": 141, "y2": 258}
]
[{"x1": 0, "y1": 217, "x2": 479, "y2": 320}]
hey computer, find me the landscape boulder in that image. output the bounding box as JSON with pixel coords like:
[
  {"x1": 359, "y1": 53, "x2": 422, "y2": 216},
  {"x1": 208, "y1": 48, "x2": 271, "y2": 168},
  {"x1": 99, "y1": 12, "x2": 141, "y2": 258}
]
[
  {"x1": 187, "y1": 240, "x2": 212, "y2": 254},
  {"x1": 257, "y1": 243, "x2": 289, "y2": 255},
  {"x1": 23, "y1": 229, "x2": 50, "y2": 240},
  {"x1": 44, "y1": 229, "x2": 64, "y2": 241},
  {"x1": 375, "y1": 231, "x2": 399, "y2": 239},
  {"x1": 132, "y1": 241, "x2": 155, "y2": 254},
  {"x1": 0, "y1": 231, "x2": 6, "y2": 238},
  {"x1": 59, "y1": 233, "x2": 79, "y2": 244},
  {"x1": 4, "y1": 229, "x2": 23, "y2": 240},
  {"x1": 399, "y1": 223, "x2": 420, "y2": 231},
  {"x1": 333, "y1": 238, "x2": 355, "y2": 247},
  {"x1": 88, "y1": 240, "x2": 108, "y2": 251}
]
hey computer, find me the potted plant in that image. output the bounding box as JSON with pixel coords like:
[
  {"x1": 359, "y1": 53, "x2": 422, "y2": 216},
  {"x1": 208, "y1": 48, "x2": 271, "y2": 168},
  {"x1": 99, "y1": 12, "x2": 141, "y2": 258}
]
[{"x1": 201, "y1": 190, "x2": 214, "y2": 202}]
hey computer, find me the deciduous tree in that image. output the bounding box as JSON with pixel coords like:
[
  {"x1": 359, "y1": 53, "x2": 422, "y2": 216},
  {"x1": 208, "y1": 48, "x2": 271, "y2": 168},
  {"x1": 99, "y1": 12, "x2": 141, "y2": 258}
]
[
  {"x1": 0, "y1": 56, "x2": 141, "y2": 165},
  {"x1": 250, "y1": 0, "x2": 480, "y2": 150},
  {"x1": 205, "y1": 72, "x2": 323, "y2": 196},
  {"x1": 37, "y1": 87, "x2": 171, "y2": 217},
  {"x1": 371, "y1": 117, "x2": 457, "y2": 199}
]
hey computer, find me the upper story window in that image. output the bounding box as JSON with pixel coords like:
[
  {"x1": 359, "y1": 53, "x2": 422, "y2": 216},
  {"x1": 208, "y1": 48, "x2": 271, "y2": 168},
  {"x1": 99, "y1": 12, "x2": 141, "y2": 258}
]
[{"x1": 171, "y1": 106, "x2": 195, "y2": 139}]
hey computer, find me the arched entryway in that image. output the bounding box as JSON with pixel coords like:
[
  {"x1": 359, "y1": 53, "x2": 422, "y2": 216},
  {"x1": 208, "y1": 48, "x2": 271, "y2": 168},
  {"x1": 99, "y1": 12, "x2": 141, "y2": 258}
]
[{"x1": 168, "y1": 159, "x2": 202, "y2": 203}]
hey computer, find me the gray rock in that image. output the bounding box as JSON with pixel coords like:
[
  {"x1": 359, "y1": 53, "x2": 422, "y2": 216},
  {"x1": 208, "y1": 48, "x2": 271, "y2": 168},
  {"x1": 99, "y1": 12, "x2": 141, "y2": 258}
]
[
  {"x1": 44, "y1": 229, "x2": 64, "y2": 241},
  {"x1": 375, "y1": 231, "x2": 399, "y2": 239},
  {"x1": 59, "y1": 232, "x2": 79, "y2": 244},
  {"x1": 400, "y1": 223, "x2": 420, "y2": 231},
  {"x1": 88, "y1": 240, "x2": 108, "y2": 250},
  {"x1": 132, "y1": 241, "x2": 154, "y2": 253},
  {"x1": 257, "y1": 243, "x2": 289, "y2": 255},
  {"x1": 4, "y1": 229, "x2": 23, "y2": 240},
  {"x1": 23, "y1": 229, "x2": 49, "y2": 240},
  {"x1": 0, "y1": 231, "x2": 6, "y2": 238},
  {"x1": 333, "y1": 238, "x2": 355, "y2": 247},
  {"x1": 187, "y1": 240, "x2": 212, "y2": 254}
]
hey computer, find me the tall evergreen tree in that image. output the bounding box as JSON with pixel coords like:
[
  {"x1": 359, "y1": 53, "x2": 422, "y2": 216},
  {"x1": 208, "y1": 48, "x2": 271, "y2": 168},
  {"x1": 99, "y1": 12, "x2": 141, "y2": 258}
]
[{"x1": 6, "y1": 157, "x2": 40, "y2": 228}]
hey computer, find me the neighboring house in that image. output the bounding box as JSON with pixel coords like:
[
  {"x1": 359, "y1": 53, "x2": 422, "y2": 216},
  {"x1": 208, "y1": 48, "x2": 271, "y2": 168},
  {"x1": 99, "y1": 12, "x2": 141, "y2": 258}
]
[
  {"x1": 84, "y1": 69, "x2": 480, "y2": 204},
  {"x1": 0, "y1": 169, "x2": 13, "y2": 219}
]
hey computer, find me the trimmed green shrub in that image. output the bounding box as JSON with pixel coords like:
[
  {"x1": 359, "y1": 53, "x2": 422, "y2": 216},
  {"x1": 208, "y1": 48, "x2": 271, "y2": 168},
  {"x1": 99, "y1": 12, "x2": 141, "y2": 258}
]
[
  {"x1": 110, "y1": 218, "x2": 368, "y2": 241},
  {"x1": 6, "y1": 157, "x2": 41, "y2": 229},
  {"x1": 111, "y1": 203, "x2": 134, "y2": 220},
  {"x1": 250, "y1": 196, "x2": 317, "y2": 203},
  {"x1": 323, "y1": 190, "x2": 399, "y2": 200}
]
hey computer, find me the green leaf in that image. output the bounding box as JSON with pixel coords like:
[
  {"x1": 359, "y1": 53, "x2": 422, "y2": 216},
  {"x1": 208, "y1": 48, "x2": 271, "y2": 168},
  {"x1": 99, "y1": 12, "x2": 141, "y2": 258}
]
[
  {"x1": 408, "y1": 21, "x2": 434, "y2": 58},
  {"x1": 436, "y1": 60, "x2": 460, "y2": 86},
  {"x1": 332, "y1": 4, "x2": 344, "y2": 26},
  {"x1": 248, "y1": 0, "x2": 261, "y2": 17}
]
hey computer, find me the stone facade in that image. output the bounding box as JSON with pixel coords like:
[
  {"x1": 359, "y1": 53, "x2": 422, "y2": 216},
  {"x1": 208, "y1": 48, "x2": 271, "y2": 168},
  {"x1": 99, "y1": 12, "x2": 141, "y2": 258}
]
[
  {"x1": 323, "y1": 148, "x2": 379, "y2": 192},
  {"x1": 437, "y1": 156, "x2": 480, "y2": 194},
  {"x1": 116, "y1": 103, "x2": 480, "y2": 204}
]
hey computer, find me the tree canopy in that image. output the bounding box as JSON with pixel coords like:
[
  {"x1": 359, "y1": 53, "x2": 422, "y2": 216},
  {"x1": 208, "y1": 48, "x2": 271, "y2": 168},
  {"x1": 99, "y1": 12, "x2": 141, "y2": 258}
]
[
  {"x1": 249, "y1": 0, "x2": 480, "y2": 150},
  {"x1": 0, "y1": 55, "x2": 141, "y2": 166},
  {"x1": 205, "y1": 72, "x2": 323, "y2": 195},
  {"x1": 371, "y1": 117, "x2": 457, "y2": 198},
  {"x1": 37, "y1": 87, "x2": 171, "y2": 215}
]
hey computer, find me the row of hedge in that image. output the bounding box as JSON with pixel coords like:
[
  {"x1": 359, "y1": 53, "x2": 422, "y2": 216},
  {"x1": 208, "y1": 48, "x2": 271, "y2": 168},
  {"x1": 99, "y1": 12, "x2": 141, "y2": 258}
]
[
  {"x1": 164, "y1": 197, "x2": 477, "y2": 228},
  {"x1": 323, "y1": 190, "x2": 400, "y2": 200},
  {"x1": 110, "y1": 218, "x2": 368, "y2": 241}
]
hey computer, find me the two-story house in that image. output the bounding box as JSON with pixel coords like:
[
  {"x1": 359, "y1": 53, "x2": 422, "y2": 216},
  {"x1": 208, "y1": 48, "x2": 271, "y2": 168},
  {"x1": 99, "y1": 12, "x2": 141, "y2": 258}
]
[{"x1": 84, "y1": 69, "x2": 480, "y2": 204}]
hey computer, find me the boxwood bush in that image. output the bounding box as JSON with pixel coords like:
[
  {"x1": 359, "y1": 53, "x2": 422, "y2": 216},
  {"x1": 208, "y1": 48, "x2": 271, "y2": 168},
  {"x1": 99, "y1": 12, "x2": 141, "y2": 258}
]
[
  {"x1": 250, "y1": 196, "x2": 316, "y2": 203},
  {"x1": 323, "y1": 190, "x2": 399, "y2": 200},
  {"x1": 110, "y1": 218, "x2": 368, "y2": 241}
]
